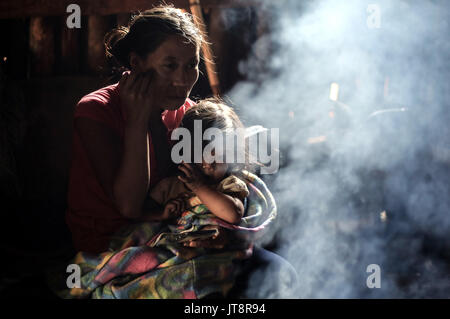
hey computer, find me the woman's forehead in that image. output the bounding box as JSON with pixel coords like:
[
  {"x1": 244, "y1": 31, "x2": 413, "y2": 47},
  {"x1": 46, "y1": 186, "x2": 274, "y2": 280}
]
[{"x1": 151, "y1": 35, "x2": 199, "y2": 61}]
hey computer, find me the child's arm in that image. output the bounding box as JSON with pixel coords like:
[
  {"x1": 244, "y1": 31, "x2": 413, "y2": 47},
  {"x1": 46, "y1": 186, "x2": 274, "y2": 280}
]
[
  {"x1": 178, "y1": 163, "x2": 244, "y2": 224},
  {"x1": 192, "y1": 185, "x2": 244, "y2": 224}
]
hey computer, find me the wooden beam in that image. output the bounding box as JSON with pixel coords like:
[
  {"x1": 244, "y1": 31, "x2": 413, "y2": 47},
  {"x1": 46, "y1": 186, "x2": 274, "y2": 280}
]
[
  {"x1": 29, "y1": 17, "x2": 55, "y2": 76},
  {"x1": 208, "y1": 7, "x2": 227, "y2": 90},
  {"x1": 87, "y1": 16, "x2": 114, "y2": 74},
  {"x1": 116, "y1": 13, "x2": 132, "y2": 27},
  {"x1": 0, "y1": 0, "x2": 186, "y2": 19},
  {"x1": 189, "y1": 0, "x2": 221, "y2": 96},
  {"x1": 0, "y1": 0, "x2": 256, "y2": 19},
  {"x1": 61, "y1": 16, "x2": 81, "y2": 74}
]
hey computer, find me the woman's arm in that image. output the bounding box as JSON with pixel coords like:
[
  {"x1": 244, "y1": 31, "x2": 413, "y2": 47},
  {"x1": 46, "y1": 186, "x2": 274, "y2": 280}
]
[
  {"x1": 75, "y1": 117, "x2": 151, "y2": 219},
  {"x1": 75, "y1": 71, "x2": 164, "y2": 219},
  {"x1": 112, "y1": 71, "x2": 166, "y2": 218},
  {"x1": 113, "y1": 120, "x2": 151, "y2": 218}
]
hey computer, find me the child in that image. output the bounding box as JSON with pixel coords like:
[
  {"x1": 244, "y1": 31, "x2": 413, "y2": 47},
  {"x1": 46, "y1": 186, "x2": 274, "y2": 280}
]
[
  {"x1": 57, "y1": 99, "x2": 278, "y2": 299},
  {"x1": 143, "y1": 98, "x2": 251, "y2": 247}
]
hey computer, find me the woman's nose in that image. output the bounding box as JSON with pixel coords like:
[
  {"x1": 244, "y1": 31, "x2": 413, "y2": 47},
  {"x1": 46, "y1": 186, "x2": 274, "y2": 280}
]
[{"x1": 172, "y1": 69, "x2": 189, "y2": 86}]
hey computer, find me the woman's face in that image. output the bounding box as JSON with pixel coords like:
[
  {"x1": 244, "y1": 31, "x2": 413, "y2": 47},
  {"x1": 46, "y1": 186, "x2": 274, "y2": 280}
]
[{"x1": 131, "y1": 35, "x2": 200, "y2": 110}]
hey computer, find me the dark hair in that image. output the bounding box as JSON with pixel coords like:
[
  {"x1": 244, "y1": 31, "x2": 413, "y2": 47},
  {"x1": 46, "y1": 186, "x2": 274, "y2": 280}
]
[
  {"x1": 181, "y1": 97, "x2": 244, "y2": 133},
  {"x1": 104, "y1": 5, "x2": 204, "y2": 69},
  {"x1": 180, "y1": 98, "x2": 256, "y2": 173}
]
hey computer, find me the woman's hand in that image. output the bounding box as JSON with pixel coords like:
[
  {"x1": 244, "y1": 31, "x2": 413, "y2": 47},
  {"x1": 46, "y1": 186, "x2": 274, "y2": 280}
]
[
  {"x1": 118, "y1": 70, "x2": 159, "y2": 125},
  {"x1": 161, "y1": 197, "x2": 186, "y2": 220},
  {"x1": 177, "y1": 162, "x2": 208, "y2": 192}
]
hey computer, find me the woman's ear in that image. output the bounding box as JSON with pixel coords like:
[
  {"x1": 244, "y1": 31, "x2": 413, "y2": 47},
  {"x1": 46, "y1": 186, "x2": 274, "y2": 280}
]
[{"x1": 129, "y1": 52, "x2": 143, "y2": 72}]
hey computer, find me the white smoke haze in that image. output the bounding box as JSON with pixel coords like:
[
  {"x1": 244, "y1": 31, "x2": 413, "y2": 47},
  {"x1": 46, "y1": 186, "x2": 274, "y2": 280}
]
[{"x1": 224, "y1": 0, "x2": 450, "y2": 298}]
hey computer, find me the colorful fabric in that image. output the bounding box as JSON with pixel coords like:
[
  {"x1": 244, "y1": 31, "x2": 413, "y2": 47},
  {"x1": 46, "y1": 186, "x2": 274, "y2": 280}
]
[
  {"x1": 217, "y1": 174, "x2": 250, "y2": 201},
  {"x1": 54, "y1": 171, "x2": 276, "y2": 299}
]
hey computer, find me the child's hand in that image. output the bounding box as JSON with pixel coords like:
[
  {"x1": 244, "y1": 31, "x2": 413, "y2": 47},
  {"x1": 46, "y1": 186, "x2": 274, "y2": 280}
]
[
  {"x1": 177, "y1": 162, "x2": 207, "y2": 192},
  {"x1": 162, "y1": 198, "x2": 186, "y2": 220},
  {"x1": 183, "y1": 226, "x2": 229, "y2": 249}
]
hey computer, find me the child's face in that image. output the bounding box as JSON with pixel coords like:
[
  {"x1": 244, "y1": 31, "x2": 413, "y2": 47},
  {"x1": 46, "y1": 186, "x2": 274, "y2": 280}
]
[
  {"x1": 198, "y1": 148, "x2": 229, "y2": 182},
  {"x1": 199, "y1": 160, "x2": 228, "y2": 182}
]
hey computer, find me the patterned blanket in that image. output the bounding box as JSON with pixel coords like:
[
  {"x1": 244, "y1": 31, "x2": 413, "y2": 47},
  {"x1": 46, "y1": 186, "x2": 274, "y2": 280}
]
[{"x1": 54, "y1": 171, "x2": 276, "y2": 299}]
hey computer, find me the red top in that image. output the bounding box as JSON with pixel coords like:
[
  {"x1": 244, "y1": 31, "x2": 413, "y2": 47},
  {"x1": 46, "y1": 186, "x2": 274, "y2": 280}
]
[{"x1": 66, "y1": 83, "x2": 194, "y2": 253}]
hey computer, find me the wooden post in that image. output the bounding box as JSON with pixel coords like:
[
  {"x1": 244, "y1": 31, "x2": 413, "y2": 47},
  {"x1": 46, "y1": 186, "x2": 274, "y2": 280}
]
[
  {"x1": 29, "y1": 17, "x2": 55, "y2": 76},
  {"x1": 207, "y1": 7, "x2": 227, "y2": 89},
  {"x1": 87, "y1": 15, "x2": 113, "y2": 74},
  {"x1": 61, "y1": 17, "x2": 81, "y2": 74},
  {"x1": 116, "y1": 13, "x2": 131, "y2": 28},
  {"x1": 189, "y1": 0, "x2": 221, "y2": 97}
]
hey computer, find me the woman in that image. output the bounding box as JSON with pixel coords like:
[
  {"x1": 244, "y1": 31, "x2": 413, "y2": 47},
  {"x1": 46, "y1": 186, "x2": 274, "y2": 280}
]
[{"x1": 66, "y1": 6, "x2": 203, "y2": 253}]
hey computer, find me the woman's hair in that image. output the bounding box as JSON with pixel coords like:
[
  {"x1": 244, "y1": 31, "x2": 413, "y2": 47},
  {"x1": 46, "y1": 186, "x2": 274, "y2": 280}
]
[
  {"x1": 180, "y1": 98, "x2": 255, "y2": 172},
  {"x1": 104, "y1": 5, "x2": 204, "y2": 69}
]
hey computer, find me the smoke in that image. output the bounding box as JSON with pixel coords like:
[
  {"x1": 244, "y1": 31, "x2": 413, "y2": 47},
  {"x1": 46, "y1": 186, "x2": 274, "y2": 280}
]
[{"x1": 225, "y1": 0, "x2": 450, "y2": 298}]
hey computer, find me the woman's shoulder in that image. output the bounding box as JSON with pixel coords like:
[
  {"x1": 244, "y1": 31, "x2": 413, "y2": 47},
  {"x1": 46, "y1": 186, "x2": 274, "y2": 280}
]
[
  {"x1": 77, "y1": 83, "x2": 119, "y2": 108},
  {"x1": 75, "y1": 83, "x2": 123, "y2": 130}
]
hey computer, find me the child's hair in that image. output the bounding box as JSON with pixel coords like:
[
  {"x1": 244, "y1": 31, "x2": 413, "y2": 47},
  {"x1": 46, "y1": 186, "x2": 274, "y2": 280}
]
[{"x1": 180, "y1": 98, "x2": 254, "y2": 173}]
